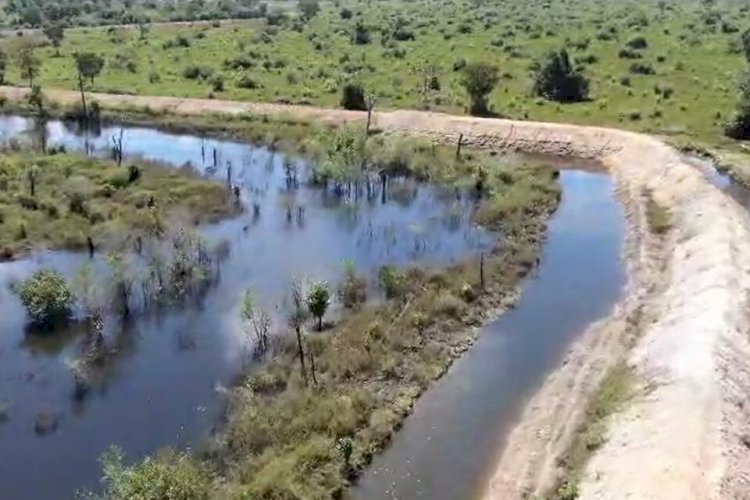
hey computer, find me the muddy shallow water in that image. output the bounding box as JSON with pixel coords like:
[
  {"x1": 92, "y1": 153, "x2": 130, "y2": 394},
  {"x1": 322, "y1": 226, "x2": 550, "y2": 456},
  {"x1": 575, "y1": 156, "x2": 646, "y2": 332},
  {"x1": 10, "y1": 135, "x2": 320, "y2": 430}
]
[
  {"x1": 0, "y1": 117, "x2": 494, "y2": 499},
  {"x1": 354, "y1": 170, "x2": 625, "y2": 500}
]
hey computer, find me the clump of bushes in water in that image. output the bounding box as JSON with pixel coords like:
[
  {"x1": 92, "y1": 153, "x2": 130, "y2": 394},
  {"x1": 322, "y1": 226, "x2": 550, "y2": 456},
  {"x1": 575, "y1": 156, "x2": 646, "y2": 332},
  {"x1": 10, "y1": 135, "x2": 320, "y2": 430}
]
[
  {"x1": 15, "y1": 269, "x2": 72, "y2": 330},
  {"x1": 88, "y1": 446, "x2": 212, "y2": 500}
]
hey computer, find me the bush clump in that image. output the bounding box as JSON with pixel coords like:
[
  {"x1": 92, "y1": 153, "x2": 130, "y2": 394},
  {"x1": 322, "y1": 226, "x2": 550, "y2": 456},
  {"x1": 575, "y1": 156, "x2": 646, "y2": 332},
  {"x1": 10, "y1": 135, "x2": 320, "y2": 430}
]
[
  {"x1": 625, "y1": 36, "x2": 648, "y2": 49},
  {"x1": 16, "y1": 269, "x2": 73, "y2": 329},
  {"x1": 459, "y1": 61, "x2": 499, "y2": 115},
  {"x1": 532, "y1": 49, "x2": 590, "y2": 102},
  {"x1": 95, "y1": 446, "x2": 212, "y2": 500},
  {"x1": 182, "y1": 65, "x2": 214, "y2": 80},
  {"x1": 629, "y1": 63, "x2": 655, "y2": 75},
  {"x1": 340, "y1": 83, "x2": 367, "y2": 110}
]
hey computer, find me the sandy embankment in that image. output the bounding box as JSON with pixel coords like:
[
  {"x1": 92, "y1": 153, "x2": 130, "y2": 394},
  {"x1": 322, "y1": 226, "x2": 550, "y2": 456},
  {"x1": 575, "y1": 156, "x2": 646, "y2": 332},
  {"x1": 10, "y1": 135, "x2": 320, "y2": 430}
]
[{"x1": 3, "y1": 86, "x2": 750, "y2": 499}]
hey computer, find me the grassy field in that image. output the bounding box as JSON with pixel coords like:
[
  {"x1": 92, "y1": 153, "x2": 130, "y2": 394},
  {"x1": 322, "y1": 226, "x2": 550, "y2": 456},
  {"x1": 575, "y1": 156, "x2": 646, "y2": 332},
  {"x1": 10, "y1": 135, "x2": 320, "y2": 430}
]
[
  {"x1": 0, "y1": 149, "x2": 236, "y2": 259},
  {"x1": 0, "y1": 0, "x2": 747, "y2": 145}
]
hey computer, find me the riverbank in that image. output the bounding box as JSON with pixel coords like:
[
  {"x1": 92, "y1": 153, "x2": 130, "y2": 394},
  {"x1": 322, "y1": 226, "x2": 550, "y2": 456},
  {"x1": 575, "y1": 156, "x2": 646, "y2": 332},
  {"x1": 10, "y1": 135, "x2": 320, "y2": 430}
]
[{"x1": 3, "y1": 87, "x2": 750, "y2": 499}]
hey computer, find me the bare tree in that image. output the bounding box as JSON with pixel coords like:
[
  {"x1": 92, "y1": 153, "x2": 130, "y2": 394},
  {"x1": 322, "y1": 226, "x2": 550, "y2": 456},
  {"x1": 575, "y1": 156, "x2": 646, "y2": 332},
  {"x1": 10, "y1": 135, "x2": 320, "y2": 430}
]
[
  {"x1": 240, "y1": 289, "x2": 272, "y2": 358},
  {"x1": 288, "y1": 280, "x2": 309, "y2": 386},
  {"x1": 111, "y1": 128, "x2": 124, "y2": 166}
]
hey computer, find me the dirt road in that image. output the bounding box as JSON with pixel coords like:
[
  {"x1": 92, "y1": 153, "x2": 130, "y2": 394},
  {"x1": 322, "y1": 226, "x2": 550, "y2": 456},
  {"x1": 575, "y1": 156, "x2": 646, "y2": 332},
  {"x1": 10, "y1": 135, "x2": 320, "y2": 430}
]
[{"x1": 4, "y1": 86, "x2": 750, "y2": 499}]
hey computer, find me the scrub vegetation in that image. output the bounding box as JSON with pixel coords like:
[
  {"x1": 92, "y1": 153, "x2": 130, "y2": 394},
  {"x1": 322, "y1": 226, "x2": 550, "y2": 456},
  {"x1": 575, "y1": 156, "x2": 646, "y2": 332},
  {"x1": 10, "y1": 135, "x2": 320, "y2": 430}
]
[
  {"x1": 1, "y1": 0, "x2": 749, "y2": 143},
  {"x1": 0, "y1": 148, "x2": 237, "y2": 259},
  {"x1": 551, "y1": 362, "x2": 634, "y2": 500}
]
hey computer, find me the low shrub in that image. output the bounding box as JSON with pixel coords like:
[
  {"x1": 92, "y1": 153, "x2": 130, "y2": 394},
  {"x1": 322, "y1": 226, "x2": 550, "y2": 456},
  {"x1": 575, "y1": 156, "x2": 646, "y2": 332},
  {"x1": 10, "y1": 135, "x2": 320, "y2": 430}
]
[
  {"x1": 629, "y1": 63, "x2": 655, "y2": 75},
  {"x1": 340, "y1": 83, "x2": 367, "y2": 110},
  {"x1": 15, "y1": 269, "x2": 73, "y2": 329}
]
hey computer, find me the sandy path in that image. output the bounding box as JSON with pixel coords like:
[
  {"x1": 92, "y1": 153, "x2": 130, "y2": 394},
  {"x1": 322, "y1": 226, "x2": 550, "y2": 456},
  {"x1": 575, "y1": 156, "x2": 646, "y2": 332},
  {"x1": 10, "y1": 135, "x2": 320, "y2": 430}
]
[{"x1": 4, "y1": 86, "x2": 750, "y2": 499}]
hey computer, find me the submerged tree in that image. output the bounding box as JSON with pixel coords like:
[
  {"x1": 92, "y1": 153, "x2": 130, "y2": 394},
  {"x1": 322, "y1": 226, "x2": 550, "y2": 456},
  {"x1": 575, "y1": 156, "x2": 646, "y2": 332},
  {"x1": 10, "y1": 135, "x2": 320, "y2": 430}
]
[
  {"x1": 106, "y1": 252, "x2": 134, "y2": 318},
  {"x1": 16, "y1": 269, "x2": 73, "y2": 330},
  {"x1": 459, "y1": 61, "x2": 499, "y2": 115},
  {"x1": 532, "y1": 49, "x2": 590, "y2": 102},
  {"x1": 72, "y1": 261, "x2": 102, "y2": 324},
  {"x1": 338, "y1": 260, "x2": 367, "y2": 309},
  {"x1": 306, "y1": 281, "x2": 330, "y2": 331}
]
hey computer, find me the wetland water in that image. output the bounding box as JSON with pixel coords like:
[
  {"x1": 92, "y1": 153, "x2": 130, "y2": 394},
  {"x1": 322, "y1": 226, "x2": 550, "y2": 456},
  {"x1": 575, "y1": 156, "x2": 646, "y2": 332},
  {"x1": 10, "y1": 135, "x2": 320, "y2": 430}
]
[
  {"x1": 0, "y1": 117, "x2": 625, "y2": 500},
  {"x1": 0, "y1": 117, "x2": 493, "y2": 499},
  {"x1": 355, "y1": 170, "x2": 625, "y2": 500}
]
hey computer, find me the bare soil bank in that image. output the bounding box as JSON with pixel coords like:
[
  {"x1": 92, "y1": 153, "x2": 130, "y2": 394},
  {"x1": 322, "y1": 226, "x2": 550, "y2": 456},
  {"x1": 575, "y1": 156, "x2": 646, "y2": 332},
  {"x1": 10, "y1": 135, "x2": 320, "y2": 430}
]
[{"x1": 4, "y1": 86, "x2": 750, "y2": 499}]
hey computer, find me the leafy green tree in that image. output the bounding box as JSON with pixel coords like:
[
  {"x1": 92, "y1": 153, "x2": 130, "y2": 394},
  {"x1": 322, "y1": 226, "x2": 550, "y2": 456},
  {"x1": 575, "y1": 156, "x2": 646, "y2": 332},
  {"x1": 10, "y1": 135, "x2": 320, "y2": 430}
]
[
  {"x1": 298, "y1": 0, "x2": 320, "y2": 20},
  {"x1": 17, "y1": 44, "x2": 40, "y2": 87},
  {"x1": 411, "y1": 59, "x2": 441, "y2": 105},
  {"x1": 306, "y1": 281, "x2": 330, "y2": 331},
  {"x1": 340, "y1": 82, "x2": 367, "y2": 110},
  {"x1": 42, "y1": 24, "x2": 65, "y2": 56},
  {"x1": 459, "y1": 61, "x2": 499, "y2": 115},
  {"x1": 74, "y1": 52, "x2": 105, "y2": 84},
  {"x1": 73, "y1": 52, "x2": 105, "y2": 118},
  {"x1": 16, "y1": 269, "x2": 73, "y2": 329},
  {"x1": 21, "y1": 4, "x2": 43, "y2": 26},
  {"x1": 532, "y1": 49, "x2": 590, "y2": 102}
]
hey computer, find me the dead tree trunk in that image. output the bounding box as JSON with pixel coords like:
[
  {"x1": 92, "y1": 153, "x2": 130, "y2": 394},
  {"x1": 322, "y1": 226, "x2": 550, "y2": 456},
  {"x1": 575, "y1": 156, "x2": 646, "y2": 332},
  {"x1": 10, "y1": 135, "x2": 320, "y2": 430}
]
[
  {"x1": 309, "y1": 344, "x2": 318, "y2": 386},
  {"x1": 77, "y1": 72, "x2": 88, "y2": 120},
  {"x1": 111, "y1": 128, "x2": 124, "y2": 166},
  {"x1": 295, "y1": 325, "x2": 308, "y2": 386},
  {"x1": 480, "y1": 252, "x2": 485, "y2": 291}
]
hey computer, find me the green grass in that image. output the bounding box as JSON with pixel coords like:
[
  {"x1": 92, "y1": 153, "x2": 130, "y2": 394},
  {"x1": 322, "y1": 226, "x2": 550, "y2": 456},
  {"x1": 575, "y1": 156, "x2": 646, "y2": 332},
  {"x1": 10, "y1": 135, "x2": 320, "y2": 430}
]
[
  {"x1": 551, "y1": 362, "x2": 634, "y2": 500},
  {"x1": 1, "y1": 0, "x2": 748, "y2": 146},
  {"x1": 0, "y1": 150, "x2": 237, "y2": 259}
]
